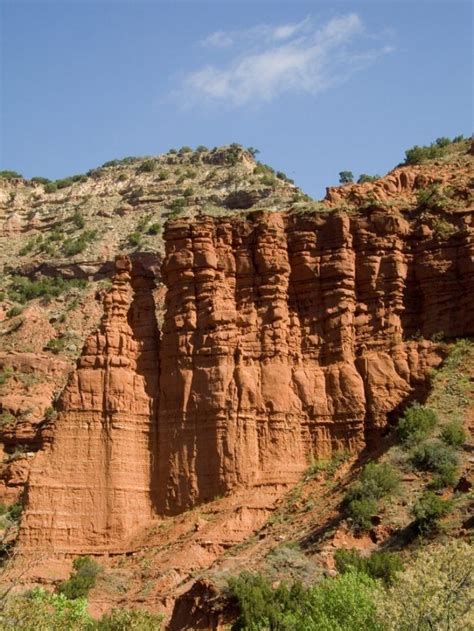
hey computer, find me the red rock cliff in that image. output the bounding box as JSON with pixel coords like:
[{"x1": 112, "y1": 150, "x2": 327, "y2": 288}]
[{"x1": 19, "y1": 208, "x2": 474, "y2": 550}]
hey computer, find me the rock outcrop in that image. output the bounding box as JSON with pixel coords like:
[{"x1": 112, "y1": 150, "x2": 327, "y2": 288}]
[
  {"x1": 19, "y1": 257, "x2": 160, "y2": 552},
  {"x1": 19, "y1": 206, "x2": 474, "y2": 551}
]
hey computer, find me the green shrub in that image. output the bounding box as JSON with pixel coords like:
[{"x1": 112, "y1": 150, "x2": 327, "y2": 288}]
[
  {"x1": 44, "y1": 182, "x2": 58, "y2": 193},
  {"x1": 346, "y1": 463, "x2": 400, "y2": 504},
  {"x1": 72, "y1": 210, "x2": 85, "y2": 229},
  {"x1": 0, "y1": 170, "x2": 22, "y2": 179},
  {"x1": 96, "y1": 608, "x2": 164, "y2": 630},
  {"x1": 411, "y1": 491, "x2": 453, "y2": 533},
  {"x1": 127, "y1": 232, "x2": 142, "y2": 247},
  {"x1": 147, "y1": 222, "x2": 161, "y2": 235},
  {"x1": 357, "y1": 174, "x2": 380, "y2": 183},
  {"x1": 169, "y1": 148, "x2": 177, "y2": 154},
  {"x1": 403, "y1": 136, "x2": 462, "y2": 165},
  {"x1": 179, "y1": 145, "x2": 192, "y2": 154},
  {"x1": 261, "y1": 174, "x2": 277, "y2": 186},
  {"x1": 411, "y1": 440, "x2": 459, "y2": 487},
  {"x1": 196, "y1": 144, "x2": 208, "y2": 153},
  {"x1": 45, "y1": 336, "x2": 66, "y2": 354},
  {"x1": 335, "y1": 549, "x2": 403, "y2": 586},
  {"x1": 339, "y1": 171, "x2": 354, "y2": 184},
  {"x1": 1, "y1": 589, "x2": 92, "y2": 630},
  {"x1": 8, "y1": 276, "x2": 86, "y2": 303},
  {"x1": 397, "y1": 404, "x2": 438, "y2": 445},
  {"x1": 31, "y1": 176, "x2": 51, "y2": 184},
  {"x1": 345, "y1": 497, "x2": 378, "y2": 531},
  {"x1": 440, "y1": 421, "x2": 466, "y2": 448},
  {"x1": 19, "y1": 239, "x2": 36, "y2": 255},
  {"x1": 63, "y1": 229, "x2": 97, "y2": 256},
  {"x1": 0, "y1": 366, "x2": 14, "y2": 386},
  {"x1": 137, "y1": 159, "x2": 155, "y2": 173},
  {"x1": 375, "y1": 540, "x2": 473, "y2": 631},
  {"x1": 183, "y1": 186, "x2": 194, "y2": 197},
  {"x1": 6, "y1": 305, "x2": 23, "y2": 318},
  {"x1": 228, "y1": 570, "x2": 381, "y2": 631},
  {"x1": 169, "y1": 197, "x2": 186, "y2": 211},
  {"x1": 58, "y1": 556, "x2": 101, "y2": 600},
  {"x1": 344, "y1": 463, "x2": 399, "y2": 531},
  {"x1": 156, "y1": 170, "x2": 168, "y2": 181}
]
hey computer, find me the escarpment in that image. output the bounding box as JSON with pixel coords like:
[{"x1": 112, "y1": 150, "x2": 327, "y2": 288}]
[{"x1": 18, "y1": 205, "x2": 474, "y2": 551}]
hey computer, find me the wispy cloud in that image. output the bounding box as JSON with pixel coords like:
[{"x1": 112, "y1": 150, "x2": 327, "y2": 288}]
[{"x1": 180, "y1": 14, "x2": 393, "y2": 107}]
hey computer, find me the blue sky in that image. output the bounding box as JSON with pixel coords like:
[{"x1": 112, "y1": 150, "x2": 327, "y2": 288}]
[{"x1": 1, "y1": 1, "x2": 472, "y2": 198}]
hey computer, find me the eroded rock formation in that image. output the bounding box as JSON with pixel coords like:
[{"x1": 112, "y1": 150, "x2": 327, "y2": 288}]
[
  {"x1": 19, "y1": 208, "x2": 474, "y2": 550},
  {"x1": 19, "y1": 257, "x2": 159, "y2": 552}
]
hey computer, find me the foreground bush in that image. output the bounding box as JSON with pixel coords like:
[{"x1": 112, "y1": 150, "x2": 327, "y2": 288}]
[
  {"x1": 95, "y1": 608, "x2": 164, "y2": 630},
  {"x1": 1, "y1": 590, "x2": 92, "y2": 630},
  {"x1": 375, "y1": 540, "x2": 473, "y2": 630},
  {"x1": 397, "y1": 404, "x2": 437, "y2": 445},
  {"x1": 0, "y1": 589, "x2": 163, "y2": 630},
  {"x1": 229, "y1": 570, "x2": 381, "y2": 631},
  {"x1": 334, "y1": 549, "x2": 403, "y2": 585}
]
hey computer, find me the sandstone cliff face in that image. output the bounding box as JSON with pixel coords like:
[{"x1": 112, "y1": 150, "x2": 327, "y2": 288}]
[
  {"x1": 19, "y1": 205, "x2": 474, "y2": 550},
  {"x1": 19, "y1": 257, "x2": 159, "y2": 552}
]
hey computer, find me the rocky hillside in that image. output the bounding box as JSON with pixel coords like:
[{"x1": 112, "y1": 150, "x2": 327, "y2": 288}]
[{"x1": 0, "y1": 138, "x2": 473, "y2": 628}]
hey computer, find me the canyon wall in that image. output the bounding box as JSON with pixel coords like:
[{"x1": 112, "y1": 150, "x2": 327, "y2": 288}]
[
  {"x1": 19, "y1": 257, "x2": 160, "y2": 552},
  {"x1": 19, "y1": 208, "x2": 474, "y2": 550}
]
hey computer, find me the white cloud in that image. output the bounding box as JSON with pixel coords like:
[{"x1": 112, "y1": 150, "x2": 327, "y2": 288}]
[
  {"x1": 201, "y1": 30, "x2": 233, "y2": 48},
  {"x1": 182, "y1": 14, "x2": 393, "y2": 107}
]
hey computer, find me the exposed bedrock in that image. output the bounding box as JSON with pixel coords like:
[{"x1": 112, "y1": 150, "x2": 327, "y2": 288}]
[{"x1": 19, "y1": 209, "x2": 474, "y2": 549}]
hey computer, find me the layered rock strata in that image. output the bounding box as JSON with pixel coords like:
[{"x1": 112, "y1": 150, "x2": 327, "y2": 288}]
[
  {"x1": 20, "y1": 208, "x2": 474, "y2": 549},
  {"x1": 19, "y1": 257, "x2": 159, "y2": 551}
]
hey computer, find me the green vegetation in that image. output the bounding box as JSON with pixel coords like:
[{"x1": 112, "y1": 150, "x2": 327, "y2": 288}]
[
  {"x1": 147, "y1": 222, "x2": 161, "y2": 235},
  {"x1": 334, "y1": 549, "x2": 403, "y2": 586},
  {"x1": 95, "y1": 608, "x2": 164, "y2": 630},
  {"x1": 305, "y1": 450, "x2": 350, "y2": 480},
  {"x1": 260, "y1": 174, "x2": 277, "y2": 187},
  {"x1": 6, "y1": 305, "x2": 23, "y2": 318},
  {"x1": 0, "y1": 366, "x2": 14, "y2": 386},
  {"x1": 0, "y1": 170, "x2": 22, "y2": 179},
  {"x1": 1, "y1": 589, "x2": 164, "y2": 630},
  {"x1": 8, "y1": 276, "x2": 87, "y2": 303},
  {"x1": 228, "y1": 570, "x2": 380, "y2": 631},
  {"x1": 411, "y1": 491, "x2": 453, "y2": 534},
  {"x1": 440, "y1": 420, "x2": 466, "y2": 447},
  {"x1": 376, "y1": 540, "x2": 472, "y2": 630},
  {"x1": 404, "y1": 135, "x2": 465, "y2": 165},
  {"x1": 63, "y1": 229, "x2": 97, "y2": 256},
  {"x1": 227, "y1": 541, "x2": 472, "y2": 631},
  {"x1": 45, "y1": 336, "x2": 67, "y2": 355},
  {"x1": 58, "y1": 556, "x2": 101, "y2": 600},
  {"x1": 397, "y1": 404, "x2": 438, "y2": 445},
  {"x1": 30, "y1": 176, "x2": 51, "y2": 185},
  {"x1": 357, "y1": 174, "x2": 380, "y2": 183},
  {"x1": 137, "y1": 159, "x2": 156, "y2": 173},
  {"x1": 410, "y1": 440, "x2": 459, "y2": 488},
  {"x1": 344, "y1": 463, "x2": 400, "y2": 531},
  {"x1": 128, "y1": 232, "x2": 142, "y2": 247},
  {"x1": 226, "y1": 143, "x2": 243, "y2": 166},
  {"x1": 72, "y1": 210, "x2": 86, "y2": 229},
  {"x1": 169, "y1": 197, "x2": 186, "y2": 211},
  {"x1": 339, "y1": 171, "x2": 354, "y2": 184},
  {"x1": 183, "y1": 186, "x2": 194, "y2": 197},
  {"x1": 0, "y1": 411, "x2": 15, "y2": 426}
]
